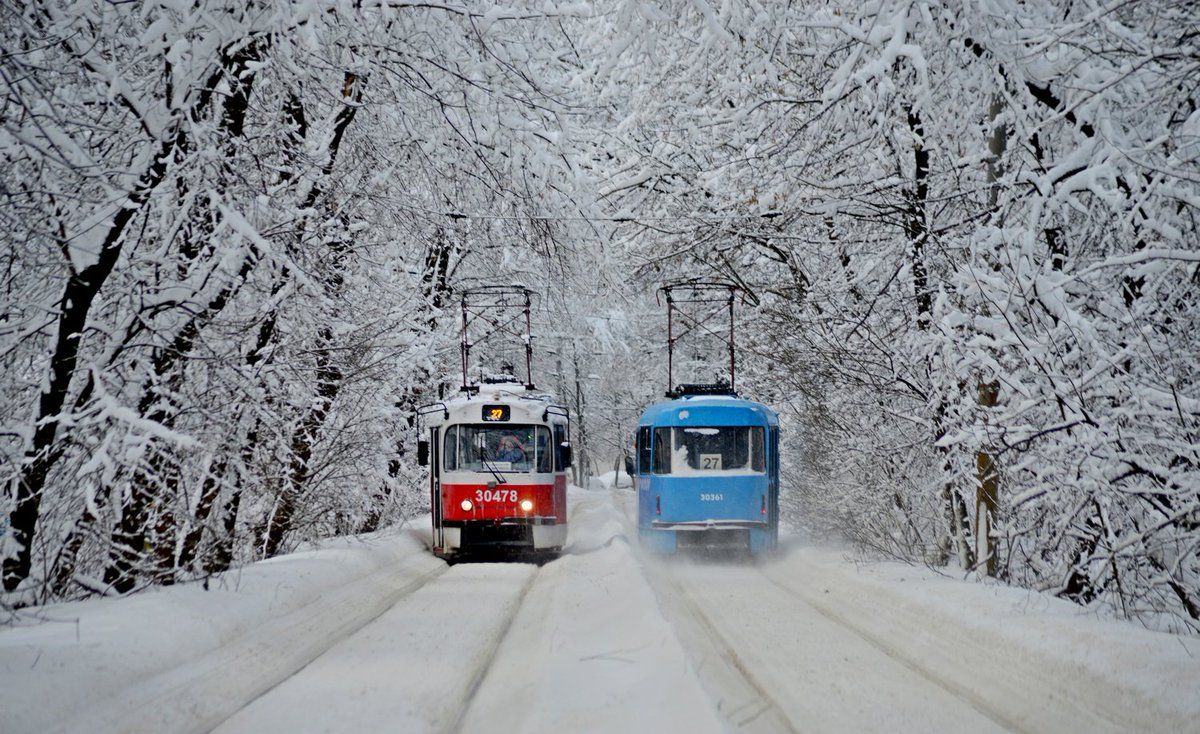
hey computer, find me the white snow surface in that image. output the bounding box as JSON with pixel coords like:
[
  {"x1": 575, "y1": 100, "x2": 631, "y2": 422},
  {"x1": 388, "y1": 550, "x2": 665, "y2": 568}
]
[{"x1": 1, "y1": 484, "x2": 1197, "y2": 733}]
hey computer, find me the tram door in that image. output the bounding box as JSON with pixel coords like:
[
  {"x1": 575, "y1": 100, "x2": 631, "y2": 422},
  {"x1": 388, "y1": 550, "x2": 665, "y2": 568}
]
[{"x1": 430, "y1": 427, "x2": 443, "y2": 550}]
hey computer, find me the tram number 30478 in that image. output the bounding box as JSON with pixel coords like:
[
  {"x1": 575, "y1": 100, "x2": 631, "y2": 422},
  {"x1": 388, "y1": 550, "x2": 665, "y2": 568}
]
[{"x1": 475, "y1": 488, "x2": 519, "y2": 503}]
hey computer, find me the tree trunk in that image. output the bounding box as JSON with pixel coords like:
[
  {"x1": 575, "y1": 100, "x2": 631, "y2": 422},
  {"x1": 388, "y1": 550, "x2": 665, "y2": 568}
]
[
  {"x1": 263, "y1": 332, "x2": 343, "y2": 557},
  {"x1": 905, "y1": 108, "x2": 932, "y2": 330},
  {"x1": 902, "y1": 107, "x2": 971, "y2": 566},
  {"x1": 973, "y1": 96, "x2": 1007, "y2": 576},
  {"x1": 204, "y1": 489, "x2": 242, "y2": 575},
  {"x1": 105, "y1": 249, "x2": 260, "y2": 590},
  {"x1": 177, "y1": 459, "x2": 227, "y2": 572},
  {"x1": 102, "y1": 42, "x2": 266, "y2": 591},
  {"x1": 974, "y1": 380, "x2": 1000, "y2": 575},
  {"x1": 259, "y1": 72, "x2": 362, "y2": 557},
  {"x1": 2, "y1": 126, "x2": 181, "y2": 592}
]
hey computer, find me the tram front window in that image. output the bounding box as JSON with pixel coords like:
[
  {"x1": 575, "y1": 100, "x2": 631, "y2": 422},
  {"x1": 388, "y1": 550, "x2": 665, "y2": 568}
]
[
  {"x1": 443, "y1": 425, "x2": 552, "y2": 473},
  {"x1": 663, "y1": 426, "x2": 764, "y2": 474}
]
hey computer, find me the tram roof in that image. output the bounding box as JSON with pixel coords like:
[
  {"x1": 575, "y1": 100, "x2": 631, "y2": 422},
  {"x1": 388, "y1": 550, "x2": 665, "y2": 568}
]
[
  {"x1": 637, "y1": 395, "x2": 778, "y2": 427},
  {"x1": 421, "y1": 382, "x2": 568, "y2": 426},
  {"x1": 445, "y1": 382, "x2": 557, "y2": 406}
]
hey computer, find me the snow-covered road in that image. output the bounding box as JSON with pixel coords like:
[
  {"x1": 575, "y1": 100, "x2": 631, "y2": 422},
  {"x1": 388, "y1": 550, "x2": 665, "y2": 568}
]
[
  {"x1": 3, "y1": 486, "x2": 1198, "y2": 733},
  {"x1": 648, "y1": 560, "x2": 1008, "y2": 732},
  {"x1": 215, "y1": 563, "x2": 538, "y2": 733}
]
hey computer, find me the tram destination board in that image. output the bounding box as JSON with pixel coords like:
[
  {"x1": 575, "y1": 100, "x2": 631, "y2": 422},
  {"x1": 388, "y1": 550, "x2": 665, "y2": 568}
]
[{"x1": 482, "y1": 404, "x2": 511, "y2": 422}]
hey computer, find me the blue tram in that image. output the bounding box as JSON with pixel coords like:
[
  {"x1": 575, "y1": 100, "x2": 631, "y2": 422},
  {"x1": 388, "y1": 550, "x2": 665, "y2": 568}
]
[{"x1": 632, "y1": 385, "x2": 780, "y2": 555}]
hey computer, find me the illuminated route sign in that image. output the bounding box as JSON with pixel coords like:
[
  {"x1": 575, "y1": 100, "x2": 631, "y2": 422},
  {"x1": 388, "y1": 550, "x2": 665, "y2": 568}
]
[{"x1": 482, "y1": 404, "x2": 510, "y2": 422}]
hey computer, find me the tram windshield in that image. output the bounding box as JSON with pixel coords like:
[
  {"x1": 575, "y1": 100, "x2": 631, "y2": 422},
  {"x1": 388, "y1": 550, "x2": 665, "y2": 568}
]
[
  {"x1": 654, "y1": 426, "x2": 764, "y2": 475},
  {"x1": 443, "y1": 424, "x2": 552, "y2": 473}
]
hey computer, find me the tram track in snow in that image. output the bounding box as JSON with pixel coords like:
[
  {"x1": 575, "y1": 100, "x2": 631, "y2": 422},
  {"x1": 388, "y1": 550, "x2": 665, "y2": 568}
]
[
  {"x1": 68, "y1": 554, "x2": 449, "y2": 734},
  {"x1": 647, "y1": 560, "x2": 802, "y2": 733},
  {"x1": 750, "y1": 566, "x2": 1023, "y2": 733},
  {"x1": 609, "y1": 490, "x2": 1007, "y2": 732},
  {"x1": 612, "y1": 473, "x2": 1187, "y2": 734},
  {"x1": 755, "y1": 562, "x2": 1188, "y2": 733},
  {"x1": 609, "y1": 490, "x2": 798, "y2": 733},
  {"x1": 212, "y1": 560, "x2": 542, "y2": 733},
  {"x1": 208, "y1": 563, "x2": 453, "y2": 730},
  {"x1": 215, "y1": 494, "x2": 571, "y2": 733},
  {"x1": 444, "y1": 563, "x2": 542, "y2": 734},
  {"x1": 660, "y1": 558, "x2": 1015, "y2": 733}
]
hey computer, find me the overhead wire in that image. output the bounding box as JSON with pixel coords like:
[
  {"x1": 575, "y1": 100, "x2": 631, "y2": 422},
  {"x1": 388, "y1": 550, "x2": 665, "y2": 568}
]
[{"x1": 388, "y1": 199, "x2": 812, "y2": 223}]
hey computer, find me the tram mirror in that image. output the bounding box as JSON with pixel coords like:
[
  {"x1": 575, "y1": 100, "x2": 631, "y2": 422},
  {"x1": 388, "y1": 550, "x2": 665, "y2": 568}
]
[
  {"x1": 417, "y1": 440, "x2": 429, "y2": 466},
  {"x1": 559, "y1": 442, "x2": 573, "y2": 467},
  {"x1": 624, "y1": 455, "x2": 635, "y2": 476}
]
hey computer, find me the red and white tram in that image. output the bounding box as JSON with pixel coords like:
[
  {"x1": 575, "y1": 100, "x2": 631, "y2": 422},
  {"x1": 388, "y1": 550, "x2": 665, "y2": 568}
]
[
  {"x1": 419, "y1": 384, "x2": 570, "y2": 558},
  {"x1": 416, "y1": 286, "x2": 571, "y2": 559}
]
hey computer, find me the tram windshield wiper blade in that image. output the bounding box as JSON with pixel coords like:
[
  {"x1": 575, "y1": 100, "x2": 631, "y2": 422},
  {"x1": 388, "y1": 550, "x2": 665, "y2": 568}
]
[{"x1": 480, "y1": 455, "x2": 508, "y2": 485}]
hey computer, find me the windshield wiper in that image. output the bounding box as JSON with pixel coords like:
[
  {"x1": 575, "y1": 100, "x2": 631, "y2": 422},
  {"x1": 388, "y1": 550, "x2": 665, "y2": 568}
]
[{"x1": 480, "y1": 454, "x2": 508, "y2": 485}]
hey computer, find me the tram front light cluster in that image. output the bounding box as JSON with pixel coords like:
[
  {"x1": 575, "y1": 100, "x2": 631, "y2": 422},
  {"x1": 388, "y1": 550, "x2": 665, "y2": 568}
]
[
  {"x1": 460, "y1": 499, "x2": 473, "y2": 512},
  {"x1": 520, "y1": 499, "x2": 534, "y2": 512}
]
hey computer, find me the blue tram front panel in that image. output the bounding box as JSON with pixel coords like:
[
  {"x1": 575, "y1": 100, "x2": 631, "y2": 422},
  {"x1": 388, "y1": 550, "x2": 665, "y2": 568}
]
[{"x1": 634, "y1": 396, "x2": 780, "y2": 554}]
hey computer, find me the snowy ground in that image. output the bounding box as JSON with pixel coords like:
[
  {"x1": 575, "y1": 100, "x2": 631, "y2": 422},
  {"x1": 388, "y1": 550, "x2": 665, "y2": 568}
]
[{"x1": 2, "y1": 485, "x2": 1198, "y2": 733}]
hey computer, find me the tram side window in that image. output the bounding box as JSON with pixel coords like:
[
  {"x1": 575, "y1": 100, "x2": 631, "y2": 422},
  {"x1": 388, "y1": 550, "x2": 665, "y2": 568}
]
[
  {"x1": 769, "y1": 427, "x2": 779, "y2": 476},
  {"x1": 553, "y1": 424, "x2": 567, "y2": 472},
  {"x1": 443, "y1": 426, "x2": 458, "y2": 471},
  {"x1": 537, "y1": 428, "x2": 551, "y2": 473},
  {"x1": 637, "y1": 427, "x2": 652, "y2": 474},
  {"x1": 652, "y1": 428, "x2": 672, "y2": 474}
]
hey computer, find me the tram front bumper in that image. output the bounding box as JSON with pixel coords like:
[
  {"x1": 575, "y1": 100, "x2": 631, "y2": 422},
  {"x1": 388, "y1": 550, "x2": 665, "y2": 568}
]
[
  {"x1": 650, "y1": 519, "x2": 769, "y2": 530},
  {"x1": 442, "y1": 517, "x2": 566, "y2": 551},
  {"x1": 646, "y1": 520, "x2": 770, "y2": 554}
]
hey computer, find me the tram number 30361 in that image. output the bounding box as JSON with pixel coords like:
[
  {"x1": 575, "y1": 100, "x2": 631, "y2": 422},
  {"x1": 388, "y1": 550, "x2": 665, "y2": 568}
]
[
  {"x1": 699, "y1": 493, "x2": 724, "y2": 501},
  {"x1": 476, "y1": 488, "x2": 519, "y2": 503}
]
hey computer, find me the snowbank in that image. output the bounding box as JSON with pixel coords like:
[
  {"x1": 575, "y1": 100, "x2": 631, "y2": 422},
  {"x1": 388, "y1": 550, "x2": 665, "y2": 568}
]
[
  {"x1": 0, "y1": 524, "x2": 443, "y2": 733},
  {"x1": 764, "y1": 542, "x2": 1200, "y2": 729},
  {"x1": 590, "y1": 468, "x2": 633, "y2": 490}
]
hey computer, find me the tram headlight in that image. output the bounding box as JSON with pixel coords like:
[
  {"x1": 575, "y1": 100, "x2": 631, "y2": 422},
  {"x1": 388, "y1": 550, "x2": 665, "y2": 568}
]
[
  {"x1": 520, "y1": 499, "x2": 534, "y2": 512},
  {"x1": 460, "y1": 499, "x2": 473, "y2": 512}
]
